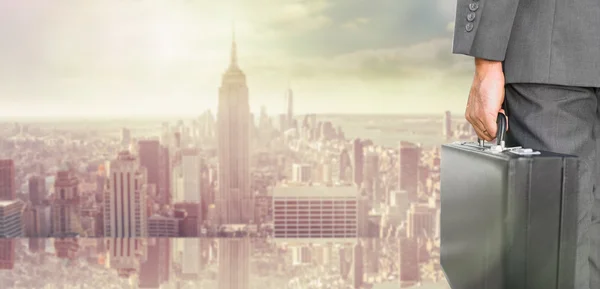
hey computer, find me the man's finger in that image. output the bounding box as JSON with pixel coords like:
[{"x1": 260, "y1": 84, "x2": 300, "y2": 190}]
[
  {"x1": 472, "y1": 124, "x2": 491, "y2": 141},
  {"x1": 466, "y1": 110, "x2": 491, "y2": 141},
  {"x1": 482, "y1": 113, "x2": 498, "y2": 141},
  {"x1": 471, "y1": 117, "x2": 492, "y2": 141}
]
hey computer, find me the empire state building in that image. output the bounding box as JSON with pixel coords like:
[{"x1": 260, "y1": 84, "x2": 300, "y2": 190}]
[{"x1": 216, "y1": 27, "x2": 254, "y2": 225}]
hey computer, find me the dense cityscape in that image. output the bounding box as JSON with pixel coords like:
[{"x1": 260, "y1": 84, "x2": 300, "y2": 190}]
[{"x1": 0, "y1": 30, "x2": 476, "y2": 289}]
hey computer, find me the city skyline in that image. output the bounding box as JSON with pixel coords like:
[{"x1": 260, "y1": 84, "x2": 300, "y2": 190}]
[
  {"x1": 0, "y1": 1, "x2": 471, "y2": 288},
  {"x1": 0, "y1": 0, "x2": 473, "y2": 117}
]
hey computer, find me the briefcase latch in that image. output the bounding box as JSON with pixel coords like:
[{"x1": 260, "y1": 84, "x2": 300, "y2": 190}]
[{"x1": 506, "y1": 148, "x2": 541, "y2": 156}]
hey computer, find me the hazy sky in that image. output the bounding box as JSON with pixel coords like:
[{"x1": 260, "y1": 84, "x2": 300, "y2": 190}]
[{"x1": 0, "y1": 0, "x2": 474, "y2": 117}]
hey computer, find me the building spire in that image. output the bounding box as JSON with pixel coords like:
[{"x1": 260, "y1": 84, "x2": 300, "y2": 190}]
[{"x1": 230, "y1": 20, "x2": 238, "y2": 69}]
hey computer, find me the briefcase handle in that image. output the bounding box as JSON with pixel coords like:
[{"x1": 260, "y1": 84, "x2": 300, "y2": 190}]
[{"x1": 478, "y1": 112, "x2": 508, "y2": 147}]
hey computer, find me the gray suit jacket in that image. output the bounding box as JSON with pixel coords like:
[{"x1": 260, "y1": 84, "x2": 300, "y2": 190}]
[{"x1": 453, "y1": 0, "x2": 600, "y2": 87}]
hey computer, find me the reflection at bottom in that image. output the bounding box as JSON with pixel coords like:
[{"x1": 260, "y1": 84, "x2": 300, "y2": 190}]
[{"x1": 0, "y1": 238, "x2": 450, "y2": 289}]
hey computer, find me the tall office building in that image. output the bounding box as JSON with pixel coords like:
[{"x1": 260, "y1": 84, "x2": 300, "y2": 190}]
[
  {"x1": 339, "y1": 149, "x2": 351, "y2": 182},
  {"x1": 24, "y1": 205, "x2": 51, "y2": 237},
  {"x1": 174, "y1": 202, "x2": 202, "y2": 236},
  {"x1": 181, "y1": 239, "x2": 202, "y2": 280},
  {"x1": 291, "y1": 163, "x2": 312, "y2": 183},
  {"x1": 218, "y1": 239, "x2": 250, "y2": 289},
  {"x1": 0, "y1": 160, "x2": 15, "y2": 201},
  {"x1": 28, "y1": 238, "x2": 45, "y2": 253},
  {"x1": 216, "y1": 26, "x2": 253, "y2": 225},
  {"x1": 398, "y1": 142, "x2": 420, "y2": 202},
  {"x1": 28, "y1": 175, "x2": 46, "y2": 206},
  {"x1": 406, "y1": 203, "x2": 435, "y2": 239},
  {"x1": 272, "y1": 186, "x2": 358, "y2": 239},
  {"x1": 0, "y1": 239, "x2": 15, "y2": 270},
  {"x1": 107, "y1": 238, "x2": 146, "y2": 279},
  {"x1": 139, "y1": 238, "x2": 170, "y2": 288},
  {"x1": 0, "y1": 200, "x2": 22, "y2": 237},
  {"x1": 443, "y1": 111, "x2": 452, "y2": 139},
  {"x1": 363, "y1": 152, "x2": 379, "y2": 195},
  {"x1": 286, "y1": 85, "x2": 294, "y2": 127},
  {"x1": 138, "y1": 140, "x2": 160, "y2": 198},
  {"x1": 104, "y1": 151, "x2": 148, "y2": 238},
  {"x1": 157, "y1": 239, "x2": 171, "y2": 285},
  {"x1": 158, "y1": 145, "x2": 170, "y2": 204},
  {"x1": 147, "y1": 215, "x2": 179, "y2": 237},
  {"x1": 52, "y1": 171, "x2": 82, "y2": 237},
  {"x1": 216, "y1": 26, "x2": 252, "y2": 289},
  {"x1": 181, "y1": 148, "x2": 201, "y2": 202},
  {"x1": 353, "y1": 241, "x2": 364, "y2": 289},
  {"x1": 352, "y1": 139, "x2": 364, "y2": 187},
  {"x1": 278, "y1": 113, "x2": 288, "y2": 133},
  {"x1": 121, "y1": 128, "x2": 131, "y2": 148},
  {"x1": 399, "y1": 237, "x2": 420, "y2": 287}
]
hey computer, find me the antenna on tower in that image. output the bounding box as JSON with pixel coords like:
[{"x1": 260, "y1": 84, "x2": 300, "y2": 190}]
[
  {"x1": 232, "y1": 19, "x2": 236, "y2": 42},
  {"x1": 230, "y1": 19, "x2": 238, "y2": 68}
]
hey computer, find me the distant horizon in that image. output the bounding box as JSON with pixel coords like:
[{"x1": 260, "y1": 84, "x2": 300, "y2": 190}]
[{"x1": 0, "y1": 110, "x2": 465, "y2": 122}]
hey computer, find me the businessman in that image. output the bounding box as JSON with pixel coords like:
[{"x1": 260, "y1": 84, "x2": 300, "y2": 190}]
[{"x1": 452, "y1": 1, "x2": 600, "y2": 288}]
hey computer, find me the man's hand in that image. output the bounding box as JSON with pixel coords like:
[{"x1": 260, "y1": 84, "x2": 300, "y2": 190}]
[{"x1": 466, "y1": 58, "x2": 507, "y2": 141}]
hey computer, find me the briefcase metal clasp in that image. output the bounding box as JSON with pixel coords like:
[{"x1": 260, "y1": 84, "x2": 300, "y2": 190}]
[{"x1": 507, "y1": 148, "x2": 541, "y2": 156}]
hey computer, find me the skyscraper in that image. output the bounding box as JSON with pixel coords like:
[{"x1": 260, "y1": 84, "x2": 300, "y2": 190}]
[
  {"x1": 399, "y1": 237, "x2": 420, "y2": 286},
  {"x1": 352, "y1": 139, "x2": 364, "y2": 187},
  {"x1": 0, "y1": 160, "x2": 15, "y2": 201},
  {"x1": 104, "y1": 151, "x2": 148, "y2": 238},
  {"x1": 398, "y1": 141, "x2": 420, "y2": 202},
  {"x1": 28, "y1": 175, "x2": 46, "y2": 206},
  {"x1": 158, "y1": 145, "x2": 170, "y2": 205},
  {"x1": 107, "y1": 238, "x2": 146, "y2": 279},
  {"x1": 216, "y1": 25, "x2": 252, "y2": 289},
  {"x1": 286, "y1": 85, "x2": 294, "y2": 128},
  {"x1": 443, "y1": 111, "x2": 452, "y2": 139},
  {"x1": 0, "y1": 239, "x2": 15, "y2": 270},
  {"x1": 218, "y1": 239, "x2": 250, "y2": 289},
  {"x1": 121, "y1": 128, "x2": 131, "y2": 148},
  {"x1": 353, "y1": 241, "x2": 364, "y2": 289},
  {"x1": 406, "y1": 202, "x2": 435, "y2": 239},
  {"x1": 181, "y1": 148, "x2": 201, "y2": 203},
  {"x1": 52, "y1": 171, "x2": 82, "y2": 237},
  {"x1": 0, "y1": 200, "x2": 22, "y2": 237},
  {"x1": 291, "y1": 163, "x2": 312, "y2": 183},
  {"x1": 216, "y1": 26, "x2": 253, "y2": 225},
  {"x1": 138, "y1": 139, "x2": 161, "y2": 199}
]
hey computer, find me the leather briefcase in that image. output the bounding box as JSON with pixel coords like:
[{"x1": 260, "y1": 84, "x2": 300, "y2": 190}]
[{"x1": 440, "y1": 113, "x2": 579, "y2": 289}]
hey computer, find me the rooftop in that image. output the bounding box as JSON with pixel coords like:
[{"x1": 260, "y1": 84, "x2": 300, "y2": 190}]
[
  {"x1": 272, "y1": 185, "x2": 358, "y2": 198},
  {"x1": 0, "y1": 199, "x2": 20, "y2": 207}
]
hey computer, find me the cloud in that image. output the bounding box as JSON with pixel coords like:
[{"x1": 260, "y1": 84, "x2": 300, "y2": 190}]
[
  {"x1": 243, "y1": 37, "x2": 473, "y2": 82},
  {"x1": 341, "y1": 17, "x2": 371, "y2": 30},
  {"x1": 242, "y1": 0, "x2": 333, "y2": 33}
]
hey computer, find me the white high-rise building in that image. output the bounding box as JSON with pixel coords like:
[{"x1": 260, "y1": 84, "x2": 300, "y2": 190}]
[
  {"x1": 181, "y1": 148, "x2": 201, "y2": 203},
  {"x1": 104, "y1": 151, "x2": 148, "y2": 238},
  {"x1": 171, "y1": 163, "x2": 184, "y2": 204},
  {"x1": 181, "y1": 239, "x2": 201, "y2": 279},
  {"x1": 292, "y1": 163, "x2": 312, "y2": 183}
]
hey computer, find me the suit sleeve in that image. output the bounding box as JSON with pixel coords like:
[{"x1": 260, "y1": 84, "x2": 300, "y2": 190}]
[{"x1": 452, "y1": 0, "x2": 521, "y2": 61}]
